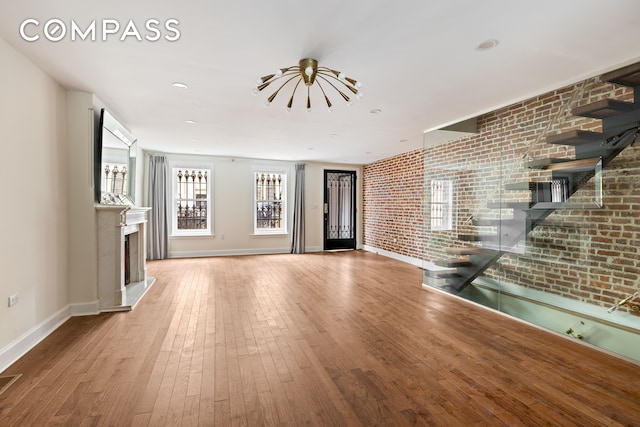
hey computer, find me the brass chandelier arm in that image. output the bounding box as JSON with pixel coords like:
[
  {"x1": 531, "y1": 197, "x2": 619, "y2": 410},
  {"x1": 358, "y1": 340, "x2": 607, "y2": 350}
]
[
  {"x1": 255, "y1": 58, "x2": 361, "y2": 111},
  {"x1": 287, "y1": 79, "x2": 303, "y2": 110},
  {"x1": 258, "y1": 66, "x2": 297, "y2": 84},
  {"x1": 316, "y1": 74, "x2": 351, "y2": 102},
  {"x1": 314, "y1": 79, "x2": 333, "y2": 109},
  {"x1": 316, "y1": 70, "x2": 359, "y2": 95},
  {"x1": 266, "y1": 74, "x2": 302, "y2": 103},
  {"x1": 258, "y1": 68, "x2": 301, "y2": 91},
  {"x1": 317, "y1": 67, "x2": 360, "y2": 87}
]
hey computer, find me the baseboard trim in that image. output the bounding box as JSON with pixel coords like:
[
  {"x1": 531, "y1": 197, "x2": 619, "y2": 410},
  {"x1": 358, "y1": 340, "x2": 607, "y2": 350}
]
[
  {"x1": 70, "y1": 300, "x2": 100, "y2": 316},
  {"x1": 167, "y1": 244, "x2": 339, "y2": 259},
  {"x1": 0, "y1": 305, "x2": 71, "y2": 374},
  {"x1": 0, "y1": 299, "x2": 102, "y2": 374},
  {"x1": 170, "y1": 247, "x2": 292, "y2": 258},
  {"x1": 362, "y1": 245, "x2": 423, "y2": 268}
]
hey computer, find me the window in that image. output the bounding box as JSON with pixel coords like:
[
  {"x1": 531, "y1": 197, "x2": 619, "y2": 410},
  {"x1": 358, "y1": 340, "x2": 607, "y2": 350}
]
[
  {"x1": 172, "y1": 167, "x2": 211, "y2": 236},
  {"x1": 102, "y1": 162, "x2": 128, "y2": 196},
  {"x1": 431, "y1": 179, "x2": 453, "y2": 231},
  {"x1": 254, "y1": 170, "x2": 287, "y2": 234}
]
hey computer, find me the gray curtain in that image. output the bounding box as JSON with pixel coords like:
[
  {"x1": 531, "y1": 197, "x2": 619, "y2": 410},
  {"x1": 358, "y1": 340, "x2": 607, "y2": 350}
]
[
  {"x1": 290, "y1": 163, "x2": 305, "y2": 254},
  {"x1": 147, "y1": 155, "x2": 169, "y2": 260}
]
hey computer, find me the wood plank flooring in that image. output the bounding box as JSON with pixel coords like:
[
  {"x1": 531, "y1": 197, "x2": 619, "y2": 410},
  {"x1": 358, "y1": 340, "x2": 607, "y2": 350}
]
[{"x1": 1, "y1": 250, "x2": 639, "y2": 426}]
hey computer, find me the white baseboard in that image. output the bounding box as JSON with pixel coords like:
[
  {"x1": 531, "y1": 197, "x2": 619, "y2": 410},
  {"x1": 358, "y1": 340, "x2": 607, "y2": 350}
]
[
  {"x1": 169, "y1": 246, "x2": 317, "y2": 258},
  {"x1": 70, "y1": 300, "x2": 100, "y2": 316},
  {"x1": 169, "y1": 247, "x2": 290, "y2": 258},
  {"x1": 0, "y1": 300, "x2": 101, "y2": 374},
  {"x1": 0, "y1": 305, "x2": 70, "y2": 374},
  {"x1": 362, "y1": 245, "x2": 423, "y2": 268}
]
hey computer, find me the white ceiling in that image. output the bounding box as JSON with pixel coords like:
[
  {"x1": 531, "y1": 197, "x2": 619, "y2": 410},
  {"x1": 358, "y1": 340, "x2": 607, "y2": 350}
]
[{"x1": 2, "y1": 0, "x2": 640, "y2": 164}]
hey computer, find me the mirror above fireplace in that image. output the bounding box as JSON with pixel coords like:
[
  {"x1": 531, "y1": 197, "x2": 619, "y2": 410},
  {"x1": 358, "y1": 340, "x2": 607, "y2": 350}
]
[{"x1": 94, "y1": 108, "x2": 137, "y2": 205}]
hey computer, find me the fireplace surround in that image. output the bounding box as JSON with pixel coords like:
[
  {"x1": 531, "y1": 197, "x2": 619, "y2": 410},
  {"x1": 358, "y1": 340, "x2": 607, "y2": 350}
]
[{"x1": 96, "y1": 206, "x2": 152, "y2": 311}]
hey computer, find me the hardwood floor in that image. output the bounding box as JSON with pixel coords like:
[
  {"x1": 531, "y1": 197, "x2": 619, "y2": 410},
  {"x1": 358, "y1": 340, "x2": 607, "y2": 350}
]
[{"x1": 1, "y1": 250, "x2": 639, "y2": 426}]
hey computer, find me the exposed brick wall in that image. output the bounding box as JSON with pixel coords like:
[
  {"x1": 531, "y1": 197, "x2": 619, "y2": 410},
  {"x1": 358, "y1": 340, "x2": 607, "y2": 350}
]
[
  {"x1": 363, "y1": 74, "x2": 639, "y2": 312},
  {"x1": 363, "y1": 149, "x2": 424, "y2": 259}
]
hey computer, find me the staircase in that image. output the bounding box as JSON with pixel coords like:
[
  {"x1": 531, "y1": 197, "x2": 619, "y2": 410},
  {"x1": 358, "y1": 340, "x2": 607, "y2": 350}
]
[{"x1": 428, "y1": 62, "x2": 640, "y2": 294}]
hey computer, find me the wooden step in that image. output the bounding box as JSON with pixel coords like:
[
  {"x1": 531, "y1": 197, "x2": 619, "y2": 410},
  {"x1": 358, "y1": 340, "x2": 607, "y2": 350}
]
[
  {"x1": 445, "y1": 247, "x2": 491, "y2": 256},
  {"x1": 571, "y1": 99, "x2": 637, "y2": 119},
  {"x1": 435, "y1": 258, "x2": 472, "y2": 268},
  {"x1": 544, "y1": 157, "x2": 600, "y2": 172},
  {"x1": 527, "y1": 158, "x2": 573, "y2": 169},
  {"x1": 472, "y1": 218, "x2": 529, "y2": 227},
  {"x1": 601, "y1": 62, "x2": 640, "y2": 87},
  {"x1": 486, "y1": 202, "x2": 532, "y2": 210},
  {"x1": 504, "y1": 182, "x2": 535, "y2": 191},
  {"x1": 546, "y1": 130, "x2": 603, "y2": 146},
  {"x1": 458, "y1": 234, "x2": 496, "y2": 242},
  {"x1": 472, "y1": 218, "x2": 499, "y2": 226}
]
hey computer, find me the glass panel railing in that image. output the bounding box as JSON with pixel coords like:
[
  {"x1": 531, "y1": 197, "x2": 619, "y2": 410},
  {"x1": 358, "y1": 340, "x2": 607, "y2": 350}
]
[{"x1": 422, "y1": 71, "x2": 640, "y2": 363}]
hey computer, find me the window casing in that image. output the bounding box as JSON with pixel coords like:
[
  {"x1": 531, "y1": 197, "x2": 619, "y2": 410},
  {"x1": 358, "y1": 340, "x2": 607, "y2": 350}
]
[
  {"x1": 254, "y1": 170, "x2": 287, "y2": 235},
  {"x1": 172, "y1": 167, "x2": 212, "y2": 236},
  {"x1": 102, "y1": 162, "x2": 128, "y2": 196},
  {"x1": 431, "y1": 179, "x2": 453, "y2": 231}
]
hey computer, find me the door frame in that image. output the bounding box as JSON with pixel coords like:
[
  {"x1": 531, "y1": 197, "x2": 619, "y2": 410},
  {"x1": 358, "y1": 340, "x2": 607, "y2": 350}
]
[{"x1": 323, "y1": 169, "x2": 357, "y2": 251}]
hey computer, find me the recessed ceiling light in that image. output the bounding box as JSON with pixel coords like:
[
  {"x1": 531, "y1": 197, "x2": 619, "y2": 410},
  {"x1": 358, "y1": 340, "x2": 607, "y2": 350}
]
[
  {"x1": 370, "y1": 108, "x2": 382, "y2": 114},
  {"x1": 329, "y1": 133, "x2": 338, "y2": 138},
  {"x1": 400, "y1": 139, "x2": 408, "y2": 143},
  {"x1": 475, "y1": 39, "x2": 499, "y2": 51},
  {"x1": 173, "y1": 82, "x2": 188, "y2": 89},
  {"x1": 185, "y1": 120, "x2": 196, "y2": 124}
]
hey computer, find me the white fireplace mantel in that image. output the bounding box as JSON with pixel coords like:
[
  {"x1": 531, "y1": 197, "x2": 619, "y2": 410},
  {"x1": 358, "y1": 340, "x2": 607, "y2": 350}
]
[{"x1": 95, "y1": 205, "x2": 153, "y2": 311}]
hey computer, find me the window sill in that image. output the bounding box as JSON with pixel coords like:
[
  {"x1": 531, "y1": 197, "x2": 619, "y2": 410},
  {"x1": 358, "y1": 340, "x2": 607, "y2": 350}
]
[
  {"x1": 171, "y1": 233, "x2": 215, "y2": 239},
  {"x1": 250, "y1": 233, "x2": 289, "y2": 238}
]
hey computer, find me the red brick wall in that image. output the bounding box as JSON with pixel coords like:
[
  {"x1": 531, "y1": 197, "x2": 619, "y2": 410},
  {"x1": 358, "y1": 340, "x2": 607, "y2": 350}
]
[
  {"x1": 363, "y1": 75, "x2": 639, "y2": 311},
  {"x1": 363, "y1": 149, "x2": 424, "y2": 259}
]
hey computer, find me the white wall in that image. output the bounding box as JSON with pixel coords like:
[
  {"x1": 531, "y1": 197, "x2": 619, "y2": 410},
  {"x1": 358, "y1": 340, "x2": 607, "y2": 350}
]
[
  {"x1": 143, "y1": 152, "x2": 363, "y2": 257},
  {"x1": 66, "y1": 91, "x2": 99, "y2": 310},
  {"x1": 0, "y1": 38, "x2": 69, "y2": 364}
]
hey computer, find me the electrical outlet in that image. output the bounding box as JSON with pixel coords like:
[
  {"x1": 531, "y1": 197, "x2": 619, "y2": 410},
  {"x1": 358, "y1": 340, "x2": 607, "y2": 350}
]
[{"x1": 8, "y1": 294, "x2": 18, "y2": 307}]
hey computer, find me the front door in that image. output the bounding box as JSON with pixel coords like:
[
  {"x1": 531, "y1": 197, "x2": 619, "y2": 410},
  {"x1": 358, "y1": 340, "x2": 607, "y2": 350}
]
[{"x1": 323, "y1": 170, "x2": 356, "y2": 250}]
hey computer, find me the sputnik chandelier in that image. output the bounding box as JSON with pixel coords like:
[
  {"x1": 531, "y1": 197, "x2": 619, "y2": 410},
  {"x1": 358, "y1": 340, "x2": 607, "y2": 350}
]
[{"x1": 253, "y1": 58, "x2": 362, "y2": 112}]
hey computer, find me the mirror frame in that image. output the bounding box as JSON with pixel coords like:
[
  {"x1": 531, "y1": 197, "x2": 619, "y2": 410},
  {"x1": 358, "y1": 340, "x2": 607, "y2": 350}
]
[{"x1": 94, "y1": 108, "x2": 137, "y2": 205}]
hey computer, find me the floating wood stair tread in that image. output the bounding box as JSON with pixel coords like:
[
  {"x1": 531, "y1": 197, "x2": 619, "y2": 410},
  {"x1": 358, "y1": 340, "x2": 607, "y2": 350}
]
[
  {"x1": 529, "y1": 202, "x2": 570, "y2": 209},
  {"x1": 458, "y1": 234, "x2": 496, "y2": 242},
  {"x1": 527, "y1": 158, "x2": 573, "y2": 169},
  {"x1": 546, "y1": 130, "x2": 603, "y2": 146},
  {"x1": 571, "y1": 99, "x2": 637, "y2": 119},
  {"x1": 543, "y1": 157, "x2": 600, "y2": 172},
  {"x1": 601, "y1": 61, "x2": 640, "y2": 87},
  {"x1": 472, "y1": 218, "x2": 525, "y2": 227},
  {"x1": 445, "y1": 247, "x2": 490, "y2": 256},
  {"x1": 504, "y1": 182, "x2": 535, "y2": 191},
  {"x1": 472, "y1": 218, "x2": 499, "y2": 226},
  {"x1": 435, "y1": 259, "x2": 472, "y2": 268},
  {"x1": 486, "y1": 202, "x2": 532, "y2": 209}
]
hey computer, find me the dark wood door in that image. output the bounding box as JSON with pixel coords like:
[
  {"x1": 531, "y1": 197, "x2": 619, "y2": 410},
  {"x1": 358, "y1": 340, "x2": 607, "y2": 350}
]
[{"x1": 323, "y1": 170, "x2": 356, "y2": 250}]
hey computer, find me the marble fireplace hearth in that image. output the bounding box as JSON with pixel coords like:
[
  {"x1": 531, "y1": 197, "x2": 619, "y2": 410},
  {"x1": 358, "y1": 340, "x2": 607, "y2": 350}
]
[{"x1": 96, "y1": 205, "x2": 154, "y2": 311}]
